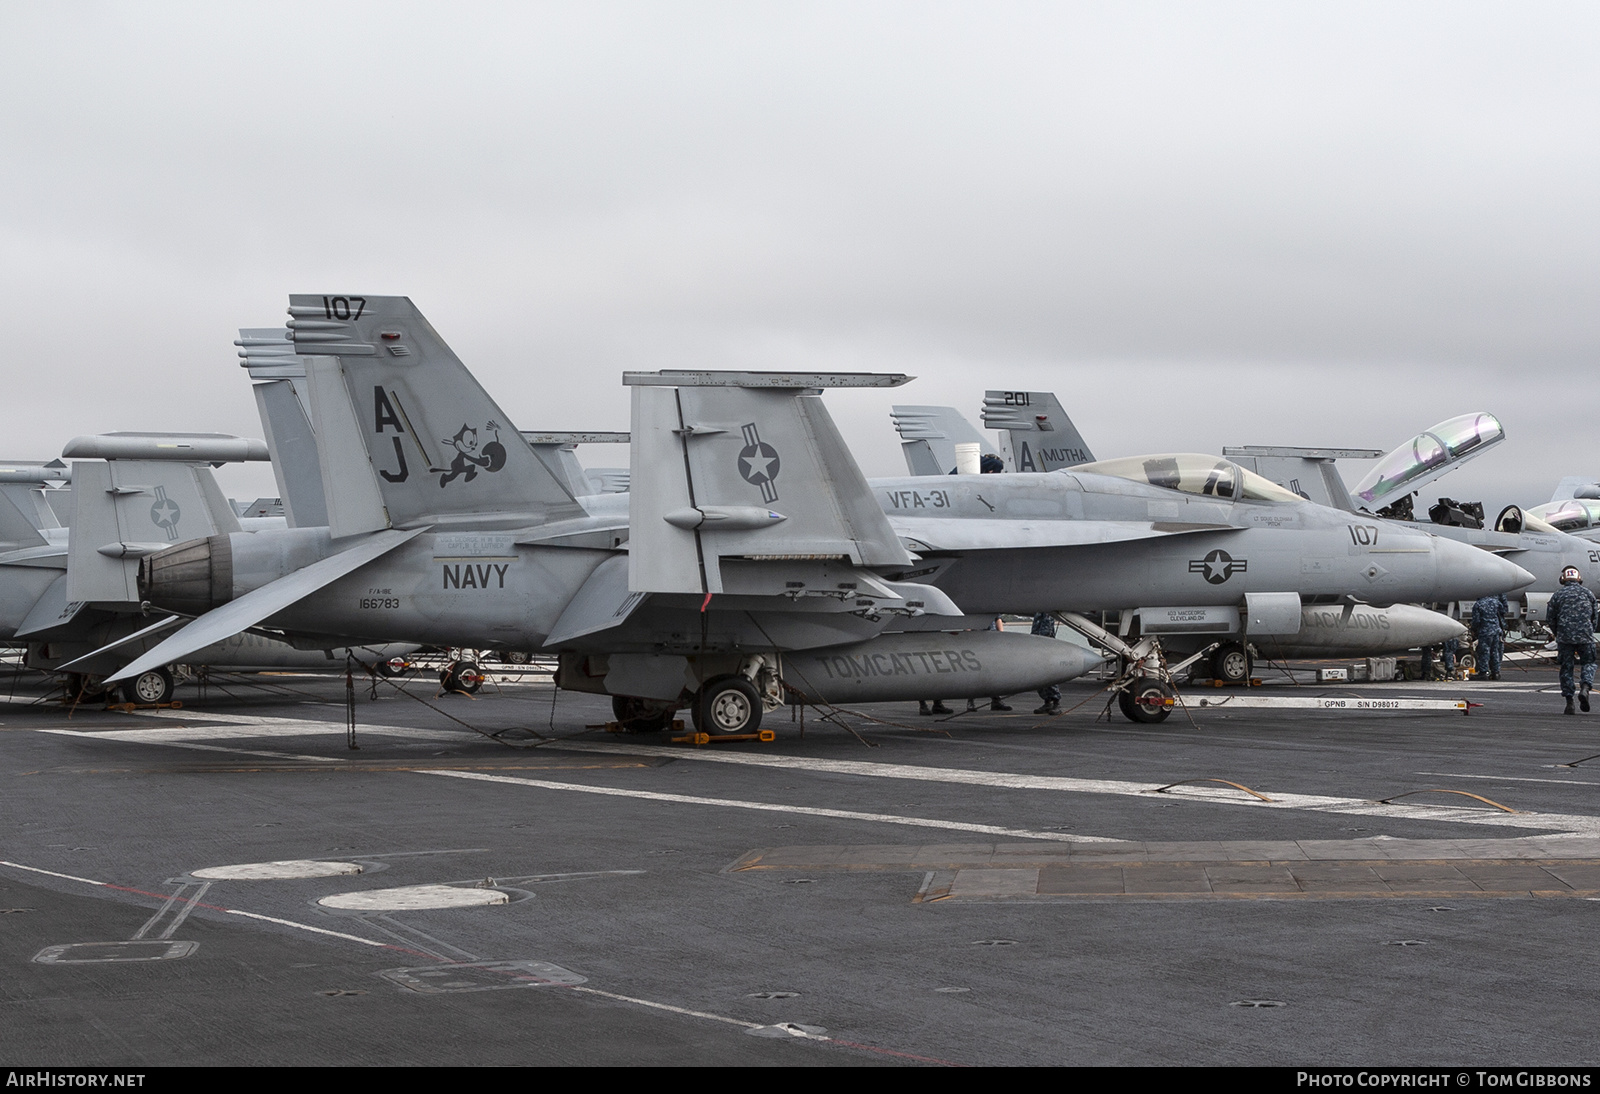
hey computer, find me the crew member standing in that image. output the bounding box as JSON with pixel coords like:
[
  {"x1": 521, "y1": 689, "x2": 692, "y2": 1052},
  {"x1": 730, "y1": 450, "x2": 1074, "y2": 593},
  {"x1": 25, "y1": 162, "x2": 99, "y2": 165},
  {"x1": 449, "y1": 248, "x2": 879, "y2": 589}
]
[
  {"x1": 1032, "y1": 612, "x2": 1062, "y2": 715},
  {"x1": 1470, "y1": 592, "x2": 1509, "y2": 681},
  {"x1": 1548, "y1": 567, "x2": 1598, "y2": 715}
]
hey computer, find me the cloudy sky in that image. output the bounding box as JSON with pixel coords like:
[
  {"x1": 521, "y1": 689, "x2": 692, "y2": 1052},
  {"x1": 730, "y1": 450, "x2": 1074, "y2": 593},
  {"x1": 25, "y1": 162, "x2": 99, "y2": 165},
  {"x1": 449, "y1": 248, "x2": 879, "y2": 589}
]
[{"x1": 2, "y1": 2, "x2": 1596, "y2": 512}]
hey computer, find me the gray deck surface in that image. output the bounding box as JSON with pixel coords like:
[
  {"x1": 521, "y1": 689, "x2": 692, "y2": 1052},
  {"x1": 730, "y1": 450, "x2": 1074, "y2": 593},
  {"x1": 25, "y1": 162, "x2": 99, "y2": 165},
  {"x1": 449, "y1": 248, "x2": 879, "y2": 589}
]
[{"x1": 1, "y1": 665, "x2": 1595, "y2": 1066}]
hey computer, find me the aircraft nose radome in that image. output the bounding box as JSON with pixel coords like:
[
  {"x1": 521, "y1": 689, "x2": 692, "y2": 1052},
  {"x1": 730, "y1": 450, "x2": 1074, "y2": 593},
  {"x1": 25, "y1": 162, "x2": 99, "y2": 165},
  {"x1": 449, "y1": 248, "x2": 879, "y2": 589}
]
[{"x1": 1433, "y1": 538, "x2": 1536, "y2": 599}]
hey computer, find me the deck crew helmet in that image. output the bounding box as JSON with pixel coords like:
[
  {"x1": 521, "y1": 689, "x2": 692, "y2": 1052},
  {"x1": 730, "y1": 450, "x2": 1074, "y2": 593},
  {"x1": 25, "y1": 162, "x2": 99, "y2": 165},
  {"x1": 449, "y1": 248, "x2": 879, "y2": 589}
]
[{"x1": 1562, "y1": 566, "x2": 1583, "y2": 584}]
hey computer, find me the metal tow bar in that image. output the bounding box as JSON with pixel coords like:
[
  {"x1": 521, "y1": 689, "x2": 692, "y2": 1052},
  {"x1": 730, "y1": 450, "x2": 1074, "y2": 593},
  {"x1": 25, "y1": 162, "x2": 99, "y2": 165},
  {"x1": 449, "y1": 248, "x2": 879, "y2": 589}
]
[{"x1": 1191, "y1": 695, "x2": 1478, "y2": 715}]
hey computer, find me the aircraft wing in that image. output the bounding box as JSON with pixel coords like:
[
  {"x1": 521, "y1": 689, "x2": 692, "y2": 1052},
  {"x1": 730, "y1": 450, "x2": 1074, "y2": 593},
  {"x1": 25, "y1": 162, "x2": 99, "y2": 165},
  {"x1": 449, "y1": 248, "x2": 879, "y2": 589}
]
[
  {"x1": 103, "y1": 527, "x2": 425, "y2": 683},
  {"x1": 889, "y1": 516, "x2": 1238, "y2": 552}
]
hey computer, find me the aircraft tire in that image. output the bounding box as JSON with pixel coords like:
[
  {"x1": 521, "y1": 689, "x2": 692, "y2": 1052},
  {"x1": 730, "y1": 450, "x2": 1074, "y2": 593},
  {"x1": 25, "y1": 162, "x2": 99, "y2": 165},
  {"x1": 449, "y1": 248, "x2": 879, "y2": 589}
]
[
  {"x1": 1121, "y1": 678, "x2": 1175, "y2": 724},
  {"x1": 66, "y1": 674, "x2": 111, "y2": 701},
  {"x1": 611, "y1": 695, "x2": 676, "y2": 733},
  {"x1": 1211, "y1": 642, "x2": 1251, "y2": 685},
  {"x1": 123, "y1": 668, "x2": 175, "y2": 706},
  {"x1": 378, "y1": 657, "x2": 411, "y2": 678},
  {"x1": 441, "y1": 661, "x2": 484, "y2": 694},
  {"x1": 503, "y1": 650, "x2": 532, "y2": 665},
  {"x1": 693, "y1": 676, "x2": 763, "y2": 736}
]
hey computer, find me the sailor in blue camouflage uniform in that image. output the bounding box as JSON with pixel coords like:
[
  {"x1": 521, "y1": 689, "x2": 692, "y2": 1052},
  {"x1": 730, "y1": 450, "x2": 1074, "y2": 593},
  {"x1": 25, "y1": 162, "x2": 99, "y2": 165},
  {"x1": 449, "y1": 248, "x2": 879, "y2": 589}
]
[
  {"x1": 1548, "y1": 567, "x2": 1599, "y2": 715},
  {"x1": 1470, "y1": 592, "x2": 1509, "y2": 681},
  {"x1": 1031, "y1": 612, "x2": 1062, "y2": 715}
]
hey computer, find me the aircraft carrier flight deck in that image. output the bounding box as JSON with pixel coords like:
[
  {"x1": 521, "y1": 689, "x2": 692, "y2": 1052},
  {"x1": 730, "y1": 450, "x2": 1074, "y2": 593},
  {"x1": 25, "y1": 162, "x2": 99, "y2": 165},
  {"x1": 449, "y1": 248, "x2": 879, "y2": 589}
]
[{"x1": 2, "y1": 665, "x2": 1596, "y2": 1067}]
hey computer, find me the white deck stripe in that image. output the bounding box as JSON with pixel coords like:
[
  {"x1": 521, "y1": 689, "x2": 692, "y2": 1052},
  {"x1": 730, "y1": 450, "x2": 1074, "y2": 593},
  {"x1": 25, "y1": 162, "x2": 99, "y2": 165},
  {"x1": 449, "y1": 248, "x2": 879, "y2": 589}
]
[
  {"x1": 0, "y1": 859, "x2": 389, "y2": 949},
  {"x1": 224, "y1": 909, "x2": 388, "y2": 946},
  {"x1": 0, "y1": 860, "x2": 107, "y2": 886},
  {"x1": 543, "y1": 741, "x2": 1600, "y2": 837},
  {"x1": 40, "y1": 729, "x2": 341, "y2": 763},
  {"x1": 418, "y1": 769, "x2": 1117, "y2": 842}
]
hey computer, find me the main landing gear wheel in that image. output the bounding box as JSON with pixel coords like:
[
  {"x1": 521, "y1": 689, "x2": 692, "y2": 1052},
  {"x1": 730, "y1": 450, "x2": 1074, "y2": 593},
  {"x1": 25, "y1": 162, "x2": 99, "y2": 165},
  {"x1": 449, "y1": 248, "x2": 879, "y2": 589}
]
[
  {"x1": 692, "y1": 676, "x2": 763, "y2": 736},
  {"x1": 1211, "y1": 642, "x2": 1251, "y2": 685},
  {"x1": 378, "y1": 657, "x2": 412, "y2": 678},
  {"x1": 611, "y1": 695, "x2": 676, "y2": 733},
  {"x1": 503, "y1": 650, "x2": 532, "y2": 665},
  {"x1": 440, "y1": 661, "x2": 484, "y2": 694},
  {"x1": 1118, "y1": 678, "x2": 1175, "y2": 724},
  {"x1": 65, "y1": 674, "x2": 108, "y2": 700},
  {"x1": 123, "y1": 667, "x2": 175, "y2": 706}
]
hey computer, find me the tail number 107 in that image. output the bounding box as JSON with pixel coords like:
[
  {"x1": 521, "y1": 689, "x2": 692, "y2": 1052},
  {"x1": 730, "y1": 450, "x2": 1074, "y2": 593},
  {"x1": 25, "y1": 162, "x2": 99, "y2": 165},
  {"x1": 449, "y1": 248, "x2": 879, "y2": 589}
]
[
  {"x1": 323, "y1": 296, "x2": 367, "y2": 320},
  {"x1": 1348, "y1": 525, "x2": 1380, "y2": 546}
]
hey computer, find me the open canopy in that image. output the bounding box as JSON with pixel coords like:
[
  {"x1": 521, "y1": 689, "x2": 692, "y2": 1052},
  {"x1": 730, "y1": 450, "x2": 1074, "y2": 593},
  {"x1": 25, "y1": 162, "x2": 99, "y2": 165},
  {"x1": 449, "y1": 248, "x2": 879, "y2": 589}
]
[{"x1": 1351, "y1": 413, "x2": 1505, "y2": 508}]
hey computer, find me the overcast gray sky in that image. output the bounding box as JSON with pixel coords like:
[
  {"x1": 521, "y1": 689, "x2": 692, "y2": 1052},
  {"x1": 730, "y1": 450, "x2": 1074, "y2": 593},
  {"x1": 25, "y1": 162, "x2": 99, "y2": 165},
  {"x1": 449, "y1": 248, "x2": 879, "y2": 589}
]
[{"x1": 2, "y1": 2, "x2": 1596, "y2": 511}]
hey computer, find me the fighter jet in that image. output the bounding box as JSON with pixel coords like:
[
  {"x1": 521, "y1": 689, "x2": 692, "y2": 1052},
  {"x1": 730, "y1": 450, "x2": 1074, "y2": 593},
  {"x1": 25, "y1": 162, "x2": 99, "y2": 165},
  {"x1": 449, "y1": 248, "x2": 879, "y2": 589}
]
[
  {"x1": 1335, "y1": 414, "x2": 1600, "y2": 626},
  {"x1": 0, "y1": 433, "x2": 413, "y2": 703},
  {"x1": 97, "y1": 295, "x2": 1103, "y2": 735},
  {"x1": 200, "y1": 328, "x2": 1527, "y2": 723},
  {"x1": 887, "y1": 397, "x2": 1516, "y2": 690}
]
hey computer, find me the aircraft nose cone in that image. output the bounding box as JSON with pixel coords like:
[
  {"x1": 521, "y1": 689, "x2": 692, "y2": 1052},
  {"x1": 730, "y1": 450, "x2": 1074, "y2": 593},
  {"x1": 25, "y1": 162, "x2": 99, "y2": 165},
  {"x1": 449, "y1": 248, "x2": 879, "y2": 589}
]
[{"x1": 1432, "y1": 537, "x2": 1536, "y2": 601}]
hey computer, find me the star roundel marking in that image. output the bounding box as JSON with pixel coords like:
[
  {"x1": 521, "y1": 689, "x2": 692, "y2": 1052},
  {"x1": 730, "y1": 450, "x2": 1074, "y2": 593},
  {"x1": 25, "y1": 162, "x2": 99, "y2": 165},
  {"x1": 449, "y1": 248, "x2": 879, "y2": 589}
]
[
  {"x1": 149, "y1": 486, "x2": 182, "y2": 539},
  {"x1": 738, "y1": 443, "x2": 780, "y2": 487},
  {"x1": 737, "y1": 423, "x2": 781, "y2": 503},
  {"x1": 1189, "y1": 548, "x2": 1246, "y2": 585}
]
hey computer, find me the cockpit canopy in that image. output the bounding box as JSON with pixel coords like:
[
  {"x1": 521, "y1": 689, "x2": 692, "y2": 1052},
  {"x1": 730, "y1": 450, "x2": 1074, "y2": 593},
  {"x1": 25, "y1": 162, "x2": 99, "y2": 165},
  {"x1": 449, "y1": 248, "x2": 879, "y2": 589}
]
[
  {"x1": 1351, "y1": 412, "x2": 1505, "y2": 507},
  {"x1": 1527, "y1": 499, "x2": 1600, "y2": 533},
  {"x1": 1074, "y1": 453, "x2": 1306, "y2": 504}
]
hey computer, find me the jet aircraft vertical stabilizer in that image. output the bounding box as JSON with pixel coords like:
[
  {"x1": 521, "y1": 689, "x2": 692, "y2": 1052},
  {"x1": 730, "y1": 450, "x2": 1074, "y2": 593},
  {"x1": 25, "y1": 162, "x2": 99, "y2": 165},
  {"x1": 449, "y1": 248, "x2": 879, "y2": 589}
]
[
  {"x1": 0, "y1": 486, "x2": 49, "y2": 551},
  {"x1": 890, "y1": 405, "x2": 997, "y2": 476},
  {"x1": 237, "y1": 328, "x2": 329, "y2": 528},
  {"x1": 626, "y1": 371, "x2": 917, "y2": 595},
  {"x1": 980, "y1": 391, "x2": 1095, "y2": 472},
  {"x1": 64, "y1": 456, "x2": 243, "y2": 604},
  {"x1": 285, "y1": 295, "x2": 586, "y2": 535},
  {"x1": 1222, "y1": 447, "x2": 1381, "y2": 511}
]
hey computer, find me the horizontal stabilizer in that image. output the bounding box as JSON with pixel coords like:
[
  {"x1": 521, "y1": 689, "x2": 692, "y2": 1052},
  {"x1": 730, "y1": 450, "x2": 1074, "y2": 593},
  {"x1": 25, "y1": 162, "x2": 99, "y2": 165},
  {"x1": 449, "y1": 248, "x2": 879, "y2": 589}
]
[
  {"x1": 13, "y1": 574, "x2": 84, "y2": 638},
  {"x1": 544, "y1": 555, "x2": 648, "y2": 646},
  {"x1": 104, "y1": 528, "x2": 425, "y2": 683},
  {"x1": 54, "y1": 615, "x2": 184, "y2": 670}
]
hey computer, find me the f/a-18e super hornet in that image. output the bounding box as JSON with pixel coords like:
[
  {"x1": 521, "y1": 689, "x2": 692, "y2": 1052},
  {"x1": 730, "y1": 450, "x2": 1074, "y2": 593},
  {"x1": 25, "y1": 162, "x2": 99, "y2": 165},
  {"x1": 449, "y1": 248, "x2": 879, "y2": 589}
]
[
  {"x1": 95, "y1": 296, "x2": 1103, "y2": 735},
  {"x1": 885, "y1": 396, "x2": 1521, "y2": 693},
  {"x1": 0, "y1": 433, "x2": 414, "y2": 704},
  {"x1": 176, "y1": 327, "x2": 1527, "y2": 725}
]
